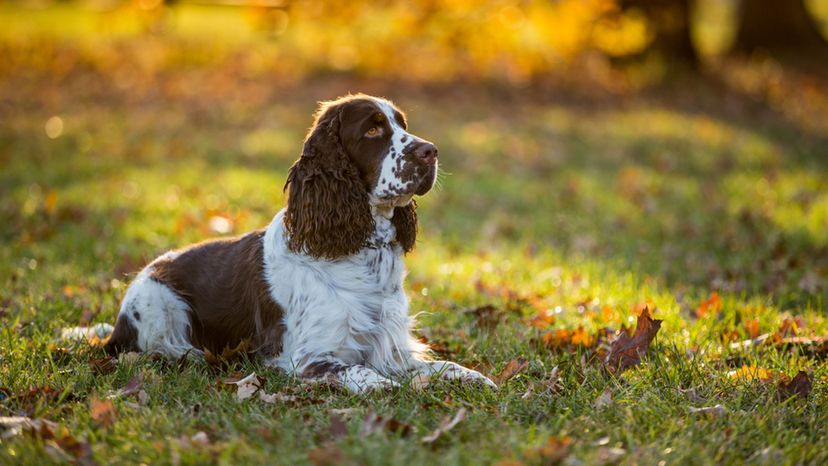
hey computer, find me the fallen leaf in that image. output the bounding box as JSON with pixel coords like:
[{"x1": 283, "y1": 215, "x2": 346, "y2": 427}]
[
  {"x1": 494, "y1": 357, "x2": 528, "y2": 385},
  {"x1": 328, "y1": 413, "x2": 348, "y2": 441},
  {"x1": 258, "y1": 391, "x2": 298, "y2": 404},
  {"x1": 689, "y1": 404, "x2": 726, "y2": 416},
  {"x1": 744, "y1": 319, "x2": 760, "y2": 339},
  {"x1": 0, "y1": 416, "x2": 91, "y2": 462},
  {"x1": 108, "y1": 375, "x2": 146, "y2": 405},
  {"x1": 421, "y1": 408, "x2": 466, "y2": 444},
  {"x1": 359, "y1": 411, "x2": 414, "y2": 437},
  {"x1": 595, "y1": 446, "x2": 626, "y2": 465},
  {"x1": 308, "y1": 444, "x2": 345, "y2": 466},
  {"x1": 777, "y1": 370, "x2": 812, "y2": 400},
  {"x1": 679, "y1": 387, "x2": 703, "y2": 404},
  {"x1": 534, "y1": 436, "x2": 572, "y2": 465},
  {"x1": 594, "y1": 387, "x2": 613, "y2": 409},
  {"x1": 571, "y1": 326, "x2": 594, "y2": 347},
  {"x1": 605, "y1": 306, "x2": 662, "y2": 373},
  {"x1": 528, "y1": 309, "x2": 555, "y2": 328},
  {"x1": 465, "y1": 304, "x2": 502, "y2": 331},
  {"x1": 1, "y1": 416, "x2": 57, "y2": 439},
  {"x1": 727, "y1": 365, "x2": 777, "y2": 382},
  {"x1": 224, "y1": 372, "x2": 262, "y2": 401},
  {"x1": 90, "y1": 398, "x2": 116, "y2": 428},
  {"x1": 89, "y1": 356, "x2": 118, "y2": 375},
  {"x1": 694, "y1": 292, "x2": 721, "y2": 318}
]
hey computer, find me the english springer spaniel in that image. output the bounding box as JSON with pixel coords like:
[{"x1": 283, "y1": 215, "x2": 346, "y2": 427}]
[{"x1": 104, "y1": 94, "x2": 497, "y2": 393}]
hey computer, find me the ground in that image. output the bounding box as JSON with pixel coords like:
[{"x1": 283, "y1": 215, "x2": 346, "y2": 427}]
[{"x1": 1, "y1": 4, "x2": 828, "y2": 466}]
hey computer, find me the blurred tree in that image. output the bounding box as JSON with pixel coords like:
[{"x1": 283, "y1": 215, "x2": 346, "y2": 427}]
[
  {"x1": 619, "y1": 0, "x2": 699, "y2": 68},
  {"x1": 731, "y1": 0, "x2": 828, "y2": 58}
]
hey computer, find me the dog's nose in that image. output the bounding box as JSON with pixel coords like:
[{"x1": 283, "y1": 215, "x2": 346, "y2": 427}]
[{"x1": 414, "y1": 142, "x2": 438, "y2": 163}]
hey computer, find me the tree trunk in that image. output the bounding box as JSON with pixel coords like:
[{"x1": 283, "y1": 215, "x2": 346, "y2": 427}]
[
  {"x1": 731, "y1": 0, "x2": 828, "y2": 57},
  {"x1": 621, "y1": 0, "x2": 699, "y2": 67}
]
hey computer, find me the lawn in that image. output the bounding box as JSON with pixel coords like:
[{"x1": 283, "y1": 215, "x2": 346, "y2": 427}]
[{"x1": 1, "y1": 4, "x2": 828, "y2": 465}]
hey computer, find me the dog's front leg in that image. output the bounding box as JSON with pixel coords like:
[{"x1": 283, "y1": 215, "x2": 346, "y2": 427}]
[
  {"x1": 408, "y1": 359, "x2": 498, "y2": 390},
  {"x1": 302, "y1": 358, "x2": 400, "y2": 394}
]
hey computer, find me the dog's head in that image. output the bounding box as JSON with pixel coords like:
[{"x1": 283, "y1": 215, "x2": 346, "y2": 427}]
[{"x1": 284, "y1": 94, "x2": 438, "y2": 259}]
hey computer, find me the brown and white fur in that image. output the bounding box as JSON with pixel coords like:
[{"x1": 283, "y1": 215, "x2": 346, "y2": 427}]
[{"x1": 103, "y1": 94, "x2": 496, "y2": 393}]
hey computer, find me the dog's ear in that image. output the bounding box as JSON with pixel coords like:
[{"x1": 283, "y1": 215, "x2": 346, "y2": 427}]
[
  {"x1": 392, "y1": 201, "x2": 417, "y2": 254},
  {"x1": 284, "y1": 104, "x2": 374, "y2": 259}
]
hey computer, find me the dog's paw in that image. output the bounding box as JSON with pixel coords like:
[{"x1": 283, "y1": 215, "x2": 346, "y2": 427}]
[
  {"x1": 430, "y1": 361, "x2": 499, "y2": 390},
  {"x1": 341, "y1": 366, "x2": 400, "y2": 394}
]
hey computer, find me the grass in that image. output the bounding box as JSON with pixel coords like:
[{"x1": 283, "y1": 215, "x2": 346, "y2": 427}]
[{"x1": 2, "y1": 4, "x2": 828, "y2": 466}]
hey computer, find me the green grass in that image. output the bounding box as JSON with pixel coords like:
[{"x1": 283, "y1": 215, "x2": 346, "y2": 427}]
[{"x1": 2, "y1": 5, "x2": 828, "y2": 466}]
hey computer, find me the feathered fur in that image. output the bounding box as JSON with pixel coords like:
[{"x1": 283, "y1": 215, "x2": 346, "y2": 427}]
[{"x1": 284, "y1": 103, "x2": 375, "y2": 259}]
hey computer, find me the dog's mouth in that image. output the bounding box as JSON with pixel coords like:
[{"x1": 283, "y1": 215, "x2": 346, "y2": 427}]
[{"x1": 413, "y1": 163, "x2": 437, "y2": 196}]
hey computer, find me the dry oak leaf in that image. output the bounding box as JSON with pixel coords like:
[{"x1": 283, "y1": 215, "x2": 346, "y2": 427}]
[
  {"x1": 224, "y1": 372, "x2": 262, "y2": 401},
  {"x1": 328, "y1": 413, "x2": 348, "y2": 441},
  {"x1": 0, "y1": 416, "x2": 92, "y2": 462},
  {"x1": 90, "y1": 397, "x2": 116, "y2": 428},
  {"x1": 89, "y1": 356, "x2": 118, "y2": 375},
  {"x1": 494, "y1": 357, "x2": 528, "y2": 385},
  {"x1": 108, "y1": 375, "x2": 148, "y2": 405},
  {"x1": 605, "y1": 306, "x2": 662, "y2": 373},
  {"x1": 421, "y1": 408, "x2": 466, "y2": 444},
  {"x1": 359, "y1": 411, "x2": 415, "y2": 437},
  {"x1": 727, "y1": 365, "x2": 778, "y2": 382},
  {"x1": 777, "y1": 370, "x2": 812, "y2": 400},
  {"x1": 308, "y1": 444, "x2": 345, "y2": 466},
  {"x1": 694, "y1": 292, "x2": 721, "y2": 318},
  {"x1": 534, "y1": 435, "x2": 573, "y2": 465}
]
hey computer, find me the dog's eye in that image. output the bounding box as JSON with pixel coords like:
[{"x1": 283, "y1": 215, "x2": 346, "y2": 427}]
[{"x1": 365, "y1": 127, "x2": 382, "y2": 137}]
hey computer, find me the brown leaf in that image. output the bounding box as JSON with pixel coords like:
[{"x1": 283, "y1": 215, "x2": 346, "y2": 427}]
[
  {"x1": 89, "y1": 356, "x2": 118, "y2": 375},
  {"x1": 0, "y1": 416, "x2": 92, "y2": 462},
  {"x1": 421, "y1": 408, "x2": 466, "y2": 444},
  {"x1": 778, "y1": 370, "x2": 812, "y2": 400},
  {"x1": 594, "y1": 387, "x2": 613, "y2": 409},
  {"x1": 775, "y1": 336, "x2": 828, "y2": 358},
  {"x1": 90, "y1": 398, "x2": 116, "y2": 428},
  {"x1": 494, "y1": 357, "x2": 528, "y2": 385},
  {"x1": 308, "y1": 444, "x2": 345, "y2": 466},
  {"x1": 595, "y1": 447, "x2": 626, "y2": 465},
  {"x1": 203, "y1": 339, "x2": 251, "y2": 367},
  {"x1": 223, "y1": 372, "x2": 262, "y2": 401},
  {"x1": 108, "y1": 375, "x2": 145, "y2": 404},
  {"x1": 533, "y1": 436, "x2": 572, "y2": 465},
  {"x1": 359, "y1": 411, "x2": 414, "y2": 437},
  {"x1": 605, "y1": 306, "x2": 662, "y2": 373},
  {"x1": 465, "y1": 304, "x2": 502, "y2": 331},
  {"x1": 328, "y1": 413, "x2": 348, "y2": 441}
]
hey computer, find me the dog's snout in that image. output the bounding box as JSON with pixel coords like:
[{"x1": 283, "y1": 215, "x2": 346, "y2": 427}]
[{"x1": 414, "y1": 142, "x2": 438, "y2": 163}]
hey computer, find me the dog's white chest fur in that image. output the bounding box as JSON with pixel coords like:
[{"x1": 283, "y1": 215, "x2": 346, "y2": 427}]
[{"x1": 263, "y1": 209, "x2": 418, "y2": 375}]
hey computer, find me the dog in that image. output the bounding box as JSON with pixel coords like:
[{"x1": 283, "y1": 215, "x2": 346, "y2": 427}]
[{"x1": 104, "y1": 94, "x2": 497, "y2": 393}]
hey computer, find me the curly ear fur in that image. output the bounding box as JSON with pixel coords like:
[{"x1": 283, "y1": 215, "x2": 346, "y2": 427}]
[
  {"x1": 284, "y1": 104, "x2": 375, "y2": 259},
  {"x1": 392, "y1": 201, "x2": 417, "y2": 254}
]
